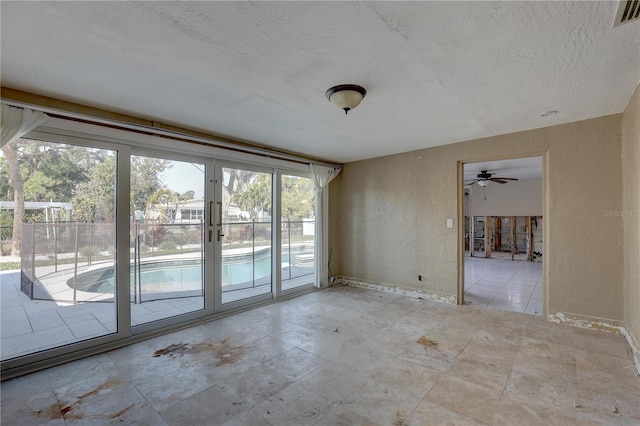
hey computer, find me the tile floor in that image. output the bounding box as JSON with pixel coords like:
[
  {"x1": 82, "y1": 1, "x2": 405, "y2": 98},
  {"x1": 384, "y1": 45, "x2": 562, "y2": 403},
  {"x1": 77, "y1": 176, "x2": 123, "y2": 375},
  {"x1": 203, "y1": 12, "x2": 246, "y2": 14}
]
[
  {"x1": 0, "y1": 271, "x2": 313, "y2": 360},
  {"x1": 2, "y1": 285, "x2": 638, "y2": 425},
  {"x1": 465, "y1": 256, "x2": 542, "y2": 316}
]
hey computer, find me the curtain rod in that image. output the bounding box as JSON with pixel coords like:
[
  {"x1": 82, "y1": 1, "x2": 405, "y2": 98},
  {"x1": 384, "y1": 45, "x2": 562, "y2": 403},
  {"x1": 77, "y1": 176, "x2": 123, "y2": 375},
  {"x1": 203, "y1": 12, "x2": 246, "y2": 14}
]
[{"x1": 1, "y1": 99, "x2": 342, "y2": 169}]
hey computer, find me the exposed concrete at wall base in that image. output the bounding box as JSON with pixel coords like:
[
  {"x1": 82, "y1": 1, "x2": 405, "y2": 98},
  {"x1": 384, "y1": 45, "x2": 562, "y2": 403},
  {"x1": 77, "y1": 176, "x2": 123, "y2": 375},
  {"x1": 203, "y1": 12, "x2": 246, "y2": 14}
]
[
  {"x1": 335, "y1": 114, "x2": 624, "y2": 324},
  {"x1": 622, "y1": 83, "x2": 640, "y2": 376},
  {"x1": 339, "y1": 276, "x2": 457, "y2": 304},
  {"x1": 620, "y1": 327, "x2": 640, "y2": 376},
  {"x1": 547, "y1": 312, "x2": 622, "y2": 334},
  {"x1": 548, "y1": 311, "x2": 639, "y2": 376}
]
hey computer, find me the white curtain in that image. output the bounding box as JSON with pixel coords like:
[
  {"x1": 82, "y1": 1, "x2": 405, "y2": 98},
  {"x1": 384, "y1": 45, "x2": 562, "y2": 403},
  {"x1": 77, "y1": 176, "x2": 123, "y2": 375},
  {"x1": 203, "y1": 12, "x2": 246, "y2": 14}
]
[
  {"x1": 1, "y1": 105, "x2": 49, "y2": 148},
  {"x1": 310, "y1": 164, "x2": 341, "y2": 288}
]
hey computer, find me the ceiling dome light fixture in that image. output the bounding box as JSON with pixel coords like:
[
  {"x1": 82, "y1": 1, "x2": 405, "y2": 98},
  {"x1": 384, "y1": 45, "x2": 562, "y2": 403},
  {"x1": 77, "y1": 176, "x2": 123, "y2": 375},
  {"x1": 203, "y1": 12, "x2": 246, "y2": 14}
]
[{"x1": 325, "y1": 84, "x2": 366, "y2": 115}]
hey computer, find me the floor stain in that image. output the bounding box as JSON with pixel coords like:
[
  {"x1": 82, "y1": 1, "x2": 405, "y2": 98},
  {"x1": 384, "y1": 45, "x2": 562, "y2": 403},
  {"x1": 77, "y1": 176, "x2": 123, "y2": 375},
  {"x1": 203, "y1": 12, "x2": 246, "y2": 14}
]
[
  {"x1": 35, "y1": 403, "x2": 69, "y2": 419},
  {"x1": 152, "y1": 342, "x2": 189, "y2": 357},
  {"x1": 392, "y1": 409, "x2": 410, "y2": 426},
  {"x1": 110, "y1": 403, "x2": 135, "y2": 419},
  {"x1": 416, "y1": 336, "x2": 438, "y2": 348},
  {"x1": 152, "y1": 338, "x2": 245, "y2": 366},
  {"x1": 77, "y1": 379, "x2": 120, "y2": 399},
  {"x1": 35, "y1": 380, "x2": 133, "y2": 420}
]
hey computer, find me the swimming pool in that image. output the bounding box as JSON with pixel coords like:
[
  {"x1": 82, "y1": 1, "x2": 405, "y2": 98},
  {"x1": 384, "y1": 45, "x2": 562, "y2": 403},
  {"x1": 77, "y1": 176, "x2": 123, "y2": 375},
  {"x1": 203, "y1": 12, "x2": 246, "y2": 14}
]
[{"x1": 68, "y1": 250, "x2": 313, "y2": 294}]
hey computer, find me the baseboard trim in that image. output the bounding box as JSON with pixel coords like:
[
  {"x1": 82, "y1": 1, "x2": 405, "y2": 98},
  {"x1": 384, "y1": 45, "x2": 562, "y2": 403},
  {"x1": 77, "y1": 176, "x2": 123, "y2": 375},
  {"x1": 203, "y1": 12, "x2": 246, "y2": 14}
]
[{"x1": 338, "y1": 276, "x2": 457, "y2": 304}]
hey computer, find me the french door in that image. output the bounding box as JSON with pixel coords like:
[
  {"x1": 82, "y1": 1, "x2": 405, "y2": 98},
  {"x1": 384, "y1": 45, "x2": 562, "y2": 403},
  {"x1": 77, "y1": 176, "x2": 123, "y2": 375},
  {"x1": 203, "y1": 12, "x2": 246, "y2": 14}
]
[
  {"x1": 129, "y1": 150, "x2": 213, "y2": 332},
  {"x1": 131, "y1": 157, "x2": 280, "y2": 332}
]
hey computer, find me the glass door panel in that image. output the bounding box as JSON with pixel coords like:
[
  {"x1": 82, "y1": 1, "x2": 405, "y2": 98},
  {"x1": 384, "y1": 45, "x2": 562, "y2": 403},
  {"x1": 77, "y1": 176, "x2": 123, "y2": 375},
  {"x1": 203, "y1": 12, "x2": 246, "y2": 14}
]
[
  {"x1": 281, "y1": 174, "x2": 315, "y2": 291},
  {"x1": 220, "y1": 167, "x2": 272, "y2": 305},
  {"x1": 130, "y1": 155, "x2": 205, "y2": 325},
  {"x1": 0, "y1": 139, "x2": 117, "y2": 360}
]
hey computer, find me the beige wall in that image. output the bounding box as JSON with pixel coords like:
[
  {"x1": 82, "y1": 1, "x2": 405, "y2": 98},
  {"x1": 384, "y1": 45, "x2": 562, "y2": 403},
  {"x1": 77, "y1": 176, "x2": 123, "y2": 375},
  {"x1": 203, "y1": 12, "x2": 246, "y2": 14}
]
[
  {"x1": 328, "y1": 174, "x2": 342, "y2": 278},
  {"x1": 334, "y1": 114, "x2": 624, "y2": 322},
  {"x1": 466, "y1": 178, "x2": 542, "y2": 217},
  {"x1": 622, "y1": 84, "x2": 640, "y2": 354}
]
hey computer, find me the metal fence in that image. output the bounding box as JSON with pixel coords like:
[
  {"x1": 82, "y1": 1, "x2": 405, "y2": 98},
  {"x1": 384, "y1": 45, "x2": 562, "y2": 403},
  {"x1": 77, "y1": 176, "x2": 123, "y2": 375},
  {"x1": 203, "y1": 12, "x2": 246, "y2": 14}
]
[
  {"x1": 17, "y1": 218, "x2": 314, "y2": 303},
  {"x1": 20, "y1": 221, "x2": 117, "y2": 302},
  {"x1": 20, "y1": 221, "x2": 205, "y2": 303}
]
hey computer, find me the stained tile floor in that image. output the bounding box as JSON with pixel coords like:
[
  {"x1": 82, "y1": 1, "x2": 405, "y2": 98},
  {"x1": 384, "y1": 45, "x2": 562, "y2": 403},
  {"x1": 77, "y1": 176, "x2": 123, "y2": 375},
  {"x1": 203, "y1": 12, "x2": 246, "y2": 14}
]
[
  {"x1": 0, "y1": 270, "x2": 313, "y2": 360},
  {"x1": 2, "y1": 286, "x2": 638, "y2": 425},
  {"x1": 464, "y1": 256, "x2": 543, "y2": 316}
]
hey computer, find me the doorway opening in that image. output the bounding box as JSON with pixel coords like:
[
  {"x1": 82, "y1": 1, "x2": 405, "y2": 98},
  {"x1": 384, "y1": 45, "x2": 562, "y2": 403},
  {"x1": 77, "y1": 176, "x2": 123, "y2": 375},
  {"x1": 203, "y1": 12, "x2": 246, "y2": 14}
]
[{"x1": 461, "y1": 157, "x2": 543, "y2": 316}]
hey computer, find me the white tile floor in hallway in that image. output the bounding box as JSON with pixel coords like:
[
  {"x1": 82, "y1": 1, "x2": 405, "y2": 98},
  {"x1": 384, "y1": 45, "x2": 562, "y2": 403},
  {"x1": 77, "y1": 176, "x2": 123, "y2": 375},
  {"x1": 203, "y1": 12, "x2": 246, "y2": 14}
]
[
  {"x1": 2, "y1": 285, "x2": 638, "y2": 425},
  {"x1": 464, "y1": 255, "x2": 543, "y2": 316}
]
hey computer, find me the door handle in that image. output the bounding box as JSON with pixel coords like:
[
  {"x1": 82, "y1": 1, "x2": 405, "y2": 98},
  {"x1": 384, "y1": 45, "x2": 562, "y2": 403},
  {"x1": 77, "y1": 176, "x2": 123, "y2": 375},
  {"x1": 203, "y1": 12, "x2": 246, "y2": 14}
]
[
  {"x1": 209, "y1": 201, "x2": 214, "y2": 227},
  {"x1": 217, "y1": 229, "x2": 225, "y2": 242}
]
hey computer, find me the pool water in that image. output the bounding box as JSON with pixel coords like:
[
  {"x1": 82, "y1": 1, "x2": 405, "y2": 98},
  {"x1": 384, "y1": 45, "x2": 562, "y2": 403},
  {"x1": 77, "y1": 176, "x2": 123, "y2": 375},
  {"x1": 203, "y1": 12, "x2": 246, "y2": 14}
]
[{"x1": 69, "y1": 252, "x2": 312, "y2": 294}]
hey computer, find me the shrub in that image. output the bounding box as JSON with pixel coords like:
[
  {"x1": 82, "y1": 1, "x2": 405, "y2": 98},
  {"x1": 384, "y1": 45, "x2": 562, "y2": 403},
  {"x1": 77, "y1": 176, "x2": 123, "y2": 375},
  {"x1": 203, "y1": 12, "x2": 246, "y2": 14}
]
[
  {"x1": 79, "y1": 245, "x2": 95, "y2": 258},
  {"x1": 159, "y1": 241, "x2": 177, "y2": 251},
  {"x1": 146, "y1": 226, "x2": 169, "y2": 247}
]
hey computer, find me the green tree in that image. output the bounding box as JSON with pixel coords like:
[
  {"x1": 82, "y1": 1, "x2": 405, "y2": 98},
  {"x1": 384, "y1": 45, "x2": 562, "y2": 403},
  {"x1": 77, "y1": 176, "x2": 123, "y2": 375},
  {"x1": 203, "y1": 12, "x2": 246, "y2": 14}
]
[
  {"x1": 232, "y1": 174, "x2": 272, "y2": 220},
  {"x1": 222, "y1": 168, "x2": 257, "y2": 223},
  {"x1": 130, "y1": 156, "x2": 171, "y2": 214},
  {"x1": 181, "y1": 190, "x2": 195, "y2": 200},
  {"x1": 146, "y1": 188, "x2": 180, "y2": 222},
  {"x1": 72, "y1": 157, "x2": 116, "y2": 222},
  {"x1": 0, "y1": 155, "x2": 11, "y2": 200},
  {"x1": 281, "y1": 176, "x2": 315, "y2": 219},
  {"x1": 1, "y1": 141, "x2": 25, "y2": 255},
  {"x1": 1, "y1": 139, "x2": 100, "y2": 254},
  {"x1": 15, "y1": 141, "x2": 93, "y2": 203}
]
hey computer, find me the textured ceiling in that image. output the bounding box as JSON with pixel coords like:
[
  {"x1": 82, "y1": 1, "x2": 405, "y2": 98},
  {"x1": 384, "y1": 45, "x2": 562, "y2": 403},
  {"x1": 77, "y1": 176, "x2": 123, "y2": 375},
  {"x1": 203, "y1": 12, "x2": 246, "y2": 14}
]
[{"x1": 1, "y1": 1, "x2": 639, "y2": 163}]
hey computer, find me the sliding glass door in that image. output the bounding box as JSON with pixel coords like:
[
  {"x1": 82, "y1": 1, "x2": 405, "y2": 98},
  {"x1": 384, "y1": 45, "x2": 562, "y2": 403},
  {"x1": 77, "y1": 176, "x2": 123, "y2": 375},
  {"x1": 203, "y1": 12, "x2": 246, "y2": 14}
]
[
  {"x1": 280, "y1": 174, "x2": 316, "y2": 291},
  {"x1": 129, "y1": 154, "x2": 207, "y2": 327},
  {"x1": 1, "y1": 127, "x2": 319, "y2": 372},
  {"x1": 1, "y1": 137, "x2": 119, "y2": 361},
  {"x1": 217, "y1": 164, "x2": 273, "y2": 307}
]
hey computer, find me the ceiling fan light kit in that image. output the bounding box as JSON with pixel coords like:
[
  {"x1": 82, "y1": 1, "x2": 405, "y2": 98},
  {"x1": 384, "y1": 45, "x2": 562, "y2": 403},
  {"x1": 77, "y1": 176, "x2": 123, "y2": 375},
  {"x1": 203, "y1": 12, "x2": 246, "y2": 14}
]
[{"x1": 325, "y1": 84, "x2": 366, "y2": 115}]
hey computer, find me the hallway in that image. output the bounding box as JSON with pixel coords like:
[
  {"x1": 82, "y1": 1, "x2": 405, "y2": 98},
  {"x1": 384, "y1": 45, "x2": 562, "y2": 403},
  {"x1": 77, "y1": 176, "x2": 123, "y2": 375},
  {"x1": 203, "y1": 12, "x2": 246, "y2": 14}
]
[{"x1": 464, "y1": 257, "x2": 542, "y2": 316}]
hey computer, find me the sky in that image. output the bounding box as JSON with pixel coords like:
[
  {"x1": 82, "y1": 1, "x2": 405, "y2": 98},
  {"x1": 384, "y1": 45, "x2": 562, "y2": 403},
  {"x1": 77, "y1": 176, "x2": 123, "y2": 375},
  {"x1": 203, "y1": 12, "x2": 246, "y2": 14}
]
[{"x1": 160, "y1": 161, "x2": 205, "y2": 198}]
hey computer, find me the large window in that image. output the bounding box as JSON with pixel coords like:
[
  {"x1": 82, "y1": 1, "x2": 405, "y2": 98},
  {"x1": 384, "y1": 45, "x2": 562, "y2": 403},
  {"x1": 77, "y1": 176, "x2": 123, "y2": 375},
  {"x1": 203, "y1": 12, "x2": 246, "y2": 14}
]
[{"x1": 1, "y1": 139, "x2": 118, "y2": 360}]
